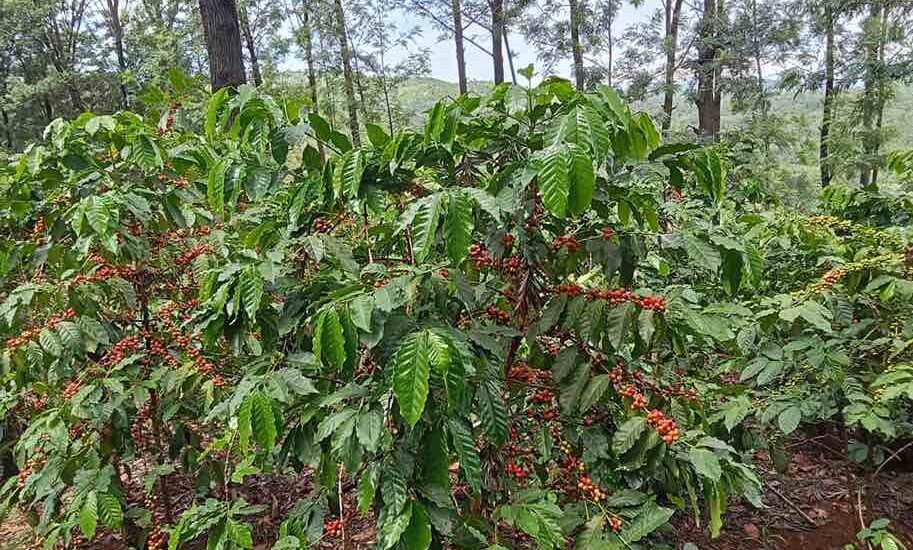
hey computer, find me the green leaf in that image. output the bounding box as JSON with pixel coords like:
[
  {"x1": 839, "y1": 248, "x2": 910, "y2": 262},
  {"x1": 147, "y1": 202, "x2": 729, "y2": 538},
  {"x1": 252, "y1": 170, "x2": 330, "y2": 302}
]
[
  {"x1": 365, "y1": 123, "x2": 390, "y2": 147},
  {"x1": 240, "y1": 268, "x2": 264, "y2": 321},
  {"x1": 579, "y1": 375, "x2": 611, "y2": 413},
  {"x1": 316, "y1": 409, "x2": 358, "y2": 442},
  {"x1": 535, "y1": 145, "x2": 570, "y2": 218},
  {"x1": 619, "y1": 501, "x2": 674, "y2": 543},
  {"x1": 206, "y1": 88, "x2": 230, "y2": 138},
  {"x1": 613, "y1": 417, "x2": 647, "y2": 455},
  {"x1": 379, "y1": 501, "x2": 413, "y2": 550},
  {"x1": 237, "y1": 396, "x2": 252, "y2": 453},
  {"x1": 478, "y1": 381, "x2": 509, "y2": 443},
  {"x1": 403, "y1": 501, "x2": 432, "y2": 550},
  {"x1": 252, "y1": 393, "x2": 278, "y2": 450},
  {"x1": 689, "y1": 448, "x2": 722, "y2": 481},
  {"x1": 778, "y1": 406, "x2": 802, "y2": 435},
  {"x1": 393, "y1": 331, "x2": 432, "y2": 427},
  {"x1": 97, "y1": 493, "x2": 123, "y2": 529},
  {"x1": 444, "y1": 189, "x2": 474, "y2": 263},
  {"x1": 448, "y1": 419, "x2": 482, "y2": 493},
  {"x1": 79, "y1": 491, "x2": 98, "y2": 540},
  {"x1": 684, "y1": 234, "x2": 721, "y2": 272},
  {"x1": 357, "y1": 464, "x2": 378, "y2": 514},
  {"x1": 208, "y1": 160, "x2": 228, "y2": 215},
  {"x1": 86, "y1": 197, "x2": 111, "y2": 235},
  {"x1": 356, "y1": 409, "x2": 384, "y2": 452},
  {"x1": 411, "y1": 194, "x2": 443, "y2": 263},
  {"x1": 605, "y1": 302, "x2": 636, "y2": 350},
  {"x1": 567, "y1": 145, "x2": 595, "y2": 215},
  {"x1": 313, "y1": 308, "x2": 346, "y2": 371}
]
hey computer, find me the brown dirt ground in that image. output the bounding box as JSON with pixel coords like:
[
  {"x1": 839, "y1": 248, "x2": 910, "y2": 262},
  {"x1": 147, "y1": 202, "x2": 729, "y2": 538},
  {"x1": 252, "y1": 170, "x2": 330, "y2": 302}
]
[{"x1": 2, "y1": 431, "x2": 911, "y2": 550}]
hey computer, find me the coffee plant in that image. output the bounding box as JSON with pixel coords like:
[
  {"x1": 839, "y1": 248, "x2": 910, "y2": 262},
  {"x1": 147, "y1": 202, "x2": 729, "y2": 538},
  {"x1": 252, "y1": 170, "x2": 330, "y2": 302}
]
[{"x1": 0, "y1": 79, "x2": 911, "y2": 549}]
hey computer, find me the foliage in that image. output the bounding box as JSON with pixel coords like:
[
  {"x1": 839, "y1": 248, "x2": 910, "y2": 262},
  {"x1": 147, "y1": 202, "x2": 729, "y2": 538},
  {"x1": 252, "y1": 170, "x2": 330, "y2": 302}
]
[{"x1": 0, "y1": 76, "x2": 911, "y2": 550}]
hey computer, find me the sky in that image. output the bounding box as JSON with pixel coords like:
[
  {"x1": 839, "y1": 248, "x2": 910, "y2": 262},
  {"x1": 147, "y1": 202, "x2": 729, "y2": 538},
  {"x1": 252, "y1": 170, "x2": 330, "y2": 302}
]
[
  {"x1": 281, "y1": 1, "x2": 656, "y2": 83},
  {"x1": 390, "y1": 2, "x2": 654, "y2": 82}
]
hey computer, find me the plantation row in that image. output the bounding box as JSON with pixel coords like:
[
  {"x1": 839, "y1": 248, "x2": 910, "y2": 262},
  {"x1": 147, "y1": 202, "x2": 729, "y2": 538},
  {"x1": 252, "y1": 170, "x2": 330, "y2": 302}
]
[{"x1": 0, "y1": 80, "x2": 912, "y2": 549}]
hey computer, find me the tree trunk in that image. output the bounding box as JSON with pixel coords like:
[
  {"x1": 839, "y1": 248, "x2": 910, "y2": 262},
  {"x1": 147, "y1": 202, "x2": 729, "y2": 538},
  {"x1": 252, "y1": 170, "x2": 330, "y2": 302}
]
[
  {"x1": 607, "y1": 3, "x2": 614, "y2": 87},
  {"x1": 238, "y1": 5, "x2": 262, "y2": 86},
  {"x1": 661, "y1": 0, "x2": 684, "y2": 132},
  {"x1": 696, "y1": 0, "x2": 722, "y2": 140},
  {"x1": 299, "y1": 5, "x2": 325, "y2": 160},
  {"x1": 452, "y1": 0, "x2": 468, "y2": 94},
  {"x1": 490, "y1": 0, "x2": 505, "y2": 84},
  {"x1": 1, "y1": 107, "x2": 12, "y2": 149},
  {"x1": 569, "y1": 0, "x2": 584, "y2": 90},
  {"x1": 333, "y1": 0, "x2": 361, "y2": 146},
  {"x1": 503, "y1": 27, "x2": 517, "y2": 84},
  {"x1": 870, "y1": 4, "x2": 889, "y2": 186},
  {"x1": 199, "y1": 0, "x2": 247, "y2": 91},
  {"x1": 820, "y1": 3, "x2": 836, "y2": 187},
  {"x1": 858, "y1": 0, "x2": 882, "y2": 187},
  {"x1": 104, "y1": 0, "x2": 130, "y2": 108}
]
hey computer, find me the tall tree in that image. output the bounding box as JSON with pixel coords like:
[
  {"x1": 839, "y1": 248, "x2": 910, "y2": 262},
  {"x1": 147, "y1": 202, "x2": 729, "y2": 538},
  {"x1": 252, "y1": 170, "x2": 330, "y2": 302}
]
[
  {"x1": 238, "y1": 4, "x2": 262, "y2": 86},
  {"x1": 661, "y1": 0, "x2": 685, "y2": 132},
  {"x1": 820, "y1": 1, "x2": 838, "y2": 186},
  {"x1": 199, "y1": 0, "x2": 247, "y2": 91},
  {"x1": 452, "y1": 0, "x2": 468, "y2": 93},
  {"x1": 99, "y1": 0, "x2": 130, "y2": 108},
  {"x1": 695, "y1": 0, "x2": 723, "y2": 140},
  {"x1": 490, "y1": 0, "x2": 505, "y2": 83},
  {"x1": 333, "y1": 0, "x2": 361, "y2": 146},
  {"x1": 569, "y1": 0, "x2": 584, "y2": 89}
]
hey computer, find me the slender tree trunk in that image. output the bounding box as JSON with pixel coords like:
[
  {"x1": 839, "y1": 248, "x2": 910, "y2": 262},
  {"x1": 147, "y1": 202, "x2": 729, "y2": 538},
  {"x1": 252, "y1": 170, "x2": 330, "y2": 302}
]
[
  {"x1": 569, "y1": 0, "x2": 584, "y2": 90},
  {"x1": 490, "y1": 0, "x2": 505, "y2": 84},
  {"x1": 858, "y1": 0, "x2": 882, "y2": 187},
  {"x1": 104, "y1": 0, "x2": 130, "y2": 108},
  {"x1": 696, "y1": 0, "x2": 722, "y2": 140},
  {"x1": 333, "y1": 0, "x2": 361, "y2": 146},
  {"x1": 199, "y1": 0, "x2": 247, "y2": 91},
  {"x1": 299, "y1": 5, "x2": 325, "y2": 160},
  {"x1": 1, "y1": 107, "x2": 12, "y2": 149},
  {"x1": 607, "y1": 3, "x2": 614, "y2": 87},
  {"x1": 238, "y1": 5, "x2": 262, "y2": 86},
  {"x1": 870, "y1": 4, "x2": 889, "y2": 186},
  {"x1": 452, "y1": 0, "x2": 468, "y2": 94},
  {"x1": 820, "y1": 3, "x2": 836, "y2": 187},
  {"x1": 503, "y1": 27, "x2": 517, "y2": 84},
  {"x1": 661, "y1": 0, "x2": 684, "y2": 132}
]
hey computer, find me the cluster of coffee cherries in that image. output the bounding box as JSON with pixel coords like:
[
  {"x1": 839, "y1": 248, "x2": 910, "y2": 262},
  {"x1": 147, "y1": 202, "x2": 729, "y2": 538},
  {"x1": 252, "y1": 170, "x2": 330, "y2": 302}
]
[
  {"x1": 18, "y1": 445, "x2": 48, "y2": 488},
  {"x1": 577, "y1": 475, "x2": 608, "y2": 502},
  {"x1": 157, "y1": 173, "x2": 189, "y2": 188},
  {"x1": 646, "y1": 409, "x2": 680, "y2": 444},
  {"x1": 468, "y1": 243, "x2": 494, "y2": 269},
  {"x1": 506, "y1": 362, "x2": 551, "y2": 386},
  {"x1": 502, "y1": 234, "x2": 515, "y2": 248},
  {"x1": 618, "y1": 384, "x2": 647, "y2": 410},
  {"x1": 485, "y1": 305, "x2": 511, "y2": 325},
  {"x1": 524, "y1": 203, "x2": 546, "y2": 230},
  {"x1": 145, "y1": 486, "x2": 170, "y2": 550},
  {"x1": 31, "y1": 217, "x2": 46, "y2": 240},
  {"x1": 5, "y1": 308, "x2": 76, "y2": 352},
  {"x1": 505, "y1": 461, "x2": 534, "y2": 484},
  {"x1": 551, "y1": 234, "x2": 581, "y2": 252},
  {"x1": 153, "y1": 226, "x2": 215, "y2": 248},
  {"x1": 325, "y1": 517, "x2": 344, "y2": 537},
  {"x1": 174, "y1": 244, "x2": 212, "y2": 267},
  {"x1": 98, "y1": 334, "x2": 144, "y2": 370},
  {"x1": 313, "y1": 217, "x2": 333, "y2": 233},
  {"x1": 71, "y1": 264, "x2": 137, "y2": 286},
  {"x1": 372, "y1": 278, "x2": 389, "y2": 289},
  {"x1": 62, "y1": 380, "x2": 83, "y2": 400},
  {"x1": 531, "y1": 388, "x2": 554, "y2": 404},
  {"x1": 131, "y1": 400, "x2": 156, "y2": 453},
  {"x1": 553, "y1": 285, "x2": 668, "y2": 313},
  {"x1": 501, "y1": 255, "x2": 524, "y2": 278},
  {"x1": 601, "y1": 228, "x2": 615, "y2": 239}
]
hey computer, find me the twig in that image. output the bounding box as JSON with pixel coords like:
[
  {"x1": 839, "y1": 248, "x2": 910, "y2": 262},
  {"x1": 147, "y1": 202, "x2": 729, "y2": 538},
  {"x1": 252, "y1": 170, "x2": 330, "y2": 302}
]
[
  {"x1": 338, "y1": 464, "x2": 347, "y2": 550},
  {"x1": 767, "y1": 483, "x2": 817, "y2": 527},
  {"x1": 856, "y1": 487, "x2": 873, "y2": 550},
  {"x1": 873, "y1": 440, "x2": 913, "y2": 479}
]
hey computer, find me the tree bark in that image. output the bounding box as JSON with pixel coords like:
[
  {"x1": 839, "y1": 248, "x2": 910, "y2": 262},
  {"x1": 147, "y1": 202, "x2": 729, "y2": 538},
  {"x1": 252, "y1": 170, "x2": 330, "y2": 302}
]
[
  {"x1": 661, "y1": 0, "x2": 684, "y2": 132},
  {"x1": 0, "y1": 107, "x2": 12, "y2": 149},
  {"x1": 333, "y1": 0, "x2": 361, "y2": 146},
  {"x1": 452, "y1": 0, "x2": 468, "y2": 94},
  {"x1": 503, "y1": 26, "x2": 517, "y2": 84},
  {"x1": 696, "y1": 0, "x2": 722, "y2": 140},
  {"x1": 103, "y1": 0, "x2": 130, "y2": 108},
  {"x1": 569, "y1": 0, "x2": 585, "y2": 89},
  {"x1": 820, "y1": 3, "x2": 836, "y2": 187},
  {"x1": 199, "y1": 0, "x2": 247, "y2": 91},
  {"x1": 490, "y1": 0, "x2": 505, "y2": 84},
  {"x1": 238, "y1": 4, "x2": 262, "y2": 86},
  {"x1": 297, "y1": 3, "x2": 325, "y2": 160},
  {"x1": 607, "y1": 2, "x2": 614, "y2": 87}
]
